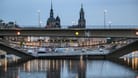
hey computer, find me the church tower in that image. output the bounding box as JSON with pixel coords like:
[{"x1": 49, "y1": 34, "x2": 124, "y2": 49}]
[
  {"x1": 46, "y1": 1, "x2": 61, "y2": 28},
  {"x1": 55, "y1": 16, "x2": 61, "y2": 28},
  {"x1": 78, "y1": 4, "x2": 86, "y2": 28}
]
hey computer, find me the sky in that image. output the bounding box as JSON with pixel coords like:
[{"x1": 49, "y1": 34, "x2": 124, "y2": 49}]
[{"x1": 0, "y1": 0, "x2": 138, "y2": 28}]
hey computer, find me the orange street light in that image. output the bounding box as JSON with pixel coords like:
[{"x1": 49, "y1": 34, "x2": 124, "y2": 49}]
[
  {"x1": 16, "y1": 31, "x2": 20, "y2": 35},
  {"x1": 136, "y1": 32, "x2": 138, "y2": 35}
]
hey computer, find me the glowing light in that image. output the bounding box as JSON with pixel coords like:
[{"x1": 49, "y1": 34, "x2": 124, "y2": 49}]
[
  {"x1": 136, "y1": 32, "x2": 138, "y2": 35},
  {"x1": 4, "y1": 58, "x2": 7, "y2": 72},
  {"x1": 80, "y1": 55, "x2": 83, "y2": 60},
  {"x1": 75, "y1": 32, "x2": 79, "y2": 36},
  {"x1": 17, "y1": 31, "x2": 20, "y2": 35}
]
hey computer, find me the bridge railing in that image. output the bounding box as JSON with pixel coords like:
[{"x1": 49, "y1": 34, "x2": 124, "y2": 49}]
[
  {"x1": 108, "y1": 39, "x2": 137, "y2": 53},
  {"x1": 20, "y1": 25, "x2": 138, "y2": 29},
  {"x1": 1, "y1": 25, "x2": 138, "y2": 29}
]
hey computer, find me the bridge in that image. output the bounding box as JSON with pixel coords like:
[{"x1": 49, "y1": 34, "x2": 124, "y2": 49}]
[
  {"x1": 0, "y1": 41, "x2": 34, "y2": 58},
  {"x1": 107, "y1": 40, "x2": 138, "y2": 58},
  {"x1": 0, "y1": 27, "x2": 138, "y2": 61},
  {"x1": 0, "y1": 28, "x2": 138, "y2": 38}
]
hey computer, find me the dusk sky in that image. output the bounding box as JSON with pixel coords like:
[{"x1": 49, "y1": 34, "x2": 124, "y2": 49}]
[{"x1": 0, "y1": 0, "x2": 138, "y2": 28}]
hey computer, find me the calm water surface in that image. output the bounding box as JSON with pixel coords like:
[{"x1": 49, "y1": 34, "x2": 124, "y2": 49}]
[{"x1": 0, "y1": 59, "x2": 138, "y2": 78}]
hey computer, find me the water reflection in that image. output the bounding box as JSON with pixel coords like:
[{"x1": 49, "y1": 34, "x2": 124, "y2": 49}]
[
  {"x1": 0, "y1": 59, "x2": 137, "y2": 78},
  {"x1": 123, "y1": 57, "x2": 138, "y2": 71},
  {"x1": 122, "y1": 51, "x2": 138, "y2": 71}
]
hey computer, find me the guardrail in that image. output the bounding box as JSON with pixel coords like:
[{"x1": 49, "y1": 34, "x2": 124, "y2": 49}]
[
  {"x1": 21, "y1": 25, "x2": 138, "y2": 29},
  {"x1": 0, "y1": 25, "x2": 138, "y2": 29}
]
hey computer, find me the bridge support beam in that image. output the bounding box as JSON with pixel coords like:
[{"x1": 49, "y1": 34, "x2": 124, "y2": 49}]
[
  {"x1": 0, "y1": 42, "x2": 34, "y2": 58},
  {"x1": 106, "y1": 40, "x2": 138, "y2": 59}
]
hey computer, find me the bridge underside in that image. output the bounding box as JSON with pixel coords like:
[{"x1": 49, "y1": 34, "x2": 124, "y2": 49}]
[
  {"x1": 0, "y1": 42, "x2": 34, "y2": 58},
  {"x1": 106, "y1": 40, "x2": 138, "y2": 58}
]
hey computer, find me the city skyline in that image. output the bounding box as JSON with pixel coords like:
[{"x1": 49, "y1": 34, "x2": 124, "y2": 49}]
[{"x1": 0, "y1": 0, "x2": 138, "y2": 28}]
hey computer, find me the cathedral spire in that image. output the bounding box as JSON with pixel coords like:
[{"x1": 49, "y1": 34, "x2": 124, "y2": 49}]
[
  {"x1": 78, "y1": 3, "x2": 86, "y2": 28},
  {"x1": 80, "y1": 3, "x2": 84, "y2": 19},
  {"x1": 51, "y1": 0, "x2": 53, "y2": 10},
  {"x1": 81, "y1": 3, "x2": 83, "y2": 9},
  {"x1": 50, "y1": 0, "x2": 54, "y2": 17}
]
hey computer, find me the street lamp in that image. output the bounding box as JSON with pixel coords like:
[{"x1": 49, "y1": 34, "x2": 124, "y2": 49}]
[
  {"x1": 108, "y1": 21, "x2": 112, "y2": 29},
  {"x1": 16, "y1": 31, "x2": 20, "y2": 35},
  {"x1": 75, "y1": 32, "x2": 79, "y2": 36},
  {"x1": 37, "y1": 10, "x2": 41, "y2": 27},
  {"x1": 104, "y1": 9, "x2": 107, "y2": 29},
  {"x1": 37, "y1": 10, "x2": 42, "y2": 47},
  {"x1": 72, "y1": 21, "x2": 77, "y2": 26},
  {"x1": 136, "y1": 32, "x2": 138, "y2": 36},
  {"x1": 72, "y1": 21, "x2": 75, "y2": 25}
]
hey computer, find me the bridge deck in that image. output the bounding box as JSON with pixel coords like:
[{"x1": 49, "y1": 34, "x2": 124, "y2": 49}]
[
  {"x1": 0, "y1": 28, "x2": 138, "y2": 38},
  {"x1": 0, "y1": 41, "x2": 34, "y2": 58}
]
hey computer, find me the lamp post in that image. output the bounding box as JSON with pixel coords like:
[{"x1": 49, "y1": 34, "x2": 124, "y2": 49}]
[
  {"x1": 104, "y1": 9, "x2": 107, "y2": 29},
  {"x1": 108, "y1": 21, "x2": 112, "y2": 29},
  {"x1": 72, "y1": 21, "x2": 76, "y2": 26},
  {"x1": 37, "y1": 10, "x2": 42, "y2": 47},
  {"x1": 37, "y1": 10, "x2": 41, "y2": 27},
  {"x1": 85, "y1": 31, "x2": 90, "y2": 58}
]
